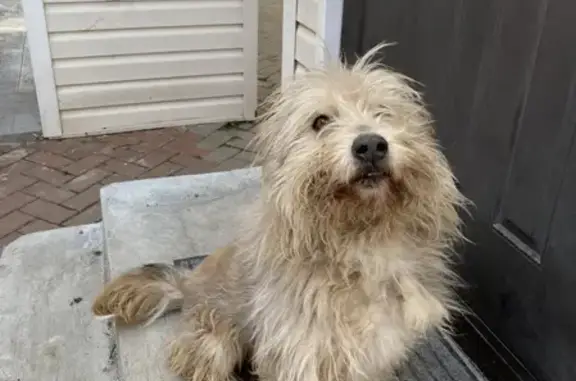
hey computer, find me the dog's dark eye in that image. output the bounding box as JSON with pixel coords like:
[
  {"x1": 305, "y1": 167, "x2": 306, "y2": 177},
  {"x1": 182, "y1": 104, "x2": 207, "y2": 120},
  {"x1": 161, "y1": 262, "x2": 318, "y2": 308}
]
[
  {"x1": 312, "y1": 115, "x2": 330, "y2": 131},
  {"x1": 376, "y1": 109, "x2": 393, "y2": 118}
]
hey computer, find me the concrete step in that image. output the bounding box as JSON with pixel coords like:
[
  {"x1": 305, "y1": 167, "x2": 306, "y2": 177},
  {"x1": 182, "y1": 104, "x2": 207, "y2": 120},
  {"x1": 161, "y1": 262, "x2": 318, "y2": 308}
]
[
  {"x1": 100, "y1": 167, "x2": 261, "y2": 277},
  {"x1": 99, "y1": 168, "x2": 261, "y2": 381}
]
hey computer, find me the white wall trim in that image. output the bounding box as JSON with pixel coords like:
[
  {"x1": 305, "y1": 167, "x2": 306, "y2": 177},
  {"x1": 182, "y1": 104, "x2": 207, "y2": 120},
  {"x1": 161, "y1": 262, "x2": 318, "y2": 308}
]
[
  {"x1": 243, "y1": 0, "x2": 259, "y2": 119},
  {"x1": 282, "y1": 0, "x2": 344, "y2": 88},
  {"x1": 321, "y1": 0, "x2": 344, "y2": 64},
  {"x1": 22, "y1": 0, "x2": 63, "y2": 138},
  {"x1": 281, "y1": 0, "x2": 297, "y2": 89}
]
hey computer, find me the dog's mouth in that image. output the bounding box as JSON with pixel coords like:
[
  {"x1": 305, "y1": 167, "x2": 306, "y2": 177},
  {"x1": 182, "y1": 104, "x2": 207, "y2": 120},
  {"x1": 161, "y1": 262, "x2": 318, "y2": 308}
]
[{"x1": 351, "y1": 169, "x2": 390, "y2": 187}]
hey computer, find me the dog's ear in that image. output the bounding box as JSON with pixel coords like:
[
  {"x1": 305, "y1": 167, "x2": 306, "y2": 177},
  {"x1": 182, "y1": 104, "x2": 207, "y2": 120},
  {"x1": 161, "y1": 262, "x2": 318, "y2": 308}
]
[
  {"x1": 253, "y1": 136, "x2": 286, "y2": 171},
  {"x1": 251, "y1": 90, "x2": 288, "y2": 166}
]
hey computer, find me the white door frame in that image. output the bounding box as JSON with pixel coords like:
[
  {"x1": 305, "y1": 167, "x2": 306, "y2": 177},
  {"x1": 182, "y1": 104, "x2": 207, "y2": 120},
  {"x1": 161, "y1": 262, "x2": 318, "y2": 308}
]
[
  {"x1": 281, "y1": 0, "x2": 344, "y2": 88},
  {"x1": 321, "y1": 0, "x2": 344, "y2": 64},
  {"x1": 22, "y1": 0, "x2": 62, "y2": 138}
]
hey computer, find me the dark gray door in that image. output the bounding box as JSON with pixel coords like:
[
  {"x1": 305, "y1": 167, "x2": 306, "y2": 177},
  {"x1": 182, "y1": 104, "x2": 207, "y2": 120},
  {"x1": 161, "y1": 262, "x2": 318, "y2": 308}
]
[{"x1": 340, "y1": 1, "x2": 576, "y2": 380}]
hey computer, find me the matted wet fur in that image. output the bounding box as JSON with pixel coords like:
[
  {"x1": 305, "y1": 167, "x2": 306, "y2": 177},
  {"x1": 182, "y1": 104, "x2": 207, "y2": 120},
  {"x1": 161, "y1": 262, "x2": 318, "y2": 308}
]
[{"x1": 92, "y1": 44, "x2": 468, "y2": 381}]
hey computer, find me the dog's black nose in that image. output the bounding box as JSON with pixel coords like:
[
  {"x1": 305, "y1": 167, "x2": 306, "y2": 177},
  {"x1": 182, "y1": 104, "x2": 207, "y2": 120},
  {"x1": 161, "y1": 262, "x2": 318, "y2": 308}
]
[{"x1": 351, "y1": 133, "x2": 388, "y2": 164}]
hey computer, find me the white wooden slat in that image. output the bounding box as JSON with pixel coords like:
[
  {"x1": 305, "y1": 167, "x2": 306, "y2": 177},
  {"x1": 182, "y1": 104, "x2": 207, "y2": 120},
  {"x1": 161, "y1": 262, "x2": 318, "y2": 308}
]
[
  {"x1": 45, "y1": 1, "x2": 243, "y2": 32},
  {"x1": 242, "y1": 0, "x2": 258, "y2": 119},
  {"x1": 321, "y1": 0, "x2": 344, "y2": 63},
  {"x1": 283, "y1": 0, "x2": 344, "y2": 87},
  {"x1": 58, "y1": 75, "x2": 244, "y2": 110},
  {"x1": 24, "y1": 0, "x2": 259, "y2": 138},
  {"x1": 49, "y1": 25, "x2": 244, "y2": 59},
  {"x1": 295, "y1": 23, "x2": 319, "y2": 69},
  {"x1": 21, "y1": 0, "x2": 63, "y2": 137},
  {"x1": 281, "y1": 0, "x2": 297, "y2": 89},
  {"x1": 296, "y1": 0, "x2": 319, "y2": 33},
  {"x1": 53, "y1": 50, "x2": 243, "y2": 86},
  {"x1": 60, "y1": 97, "x2": 244, "y2": 136}
]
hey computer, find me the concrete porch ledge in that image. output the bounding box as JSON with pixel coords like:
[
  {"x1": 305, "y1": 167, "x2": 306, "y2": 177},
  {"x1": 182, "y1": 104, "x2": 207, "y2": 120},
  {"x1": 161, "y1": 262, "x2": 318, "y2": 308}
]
[
  {"x1": 0, "y1": 224, "x2": 113, "y2": 380},
  {"x1": 100, "y1": 167, "x2": 261, "y2": 276}
]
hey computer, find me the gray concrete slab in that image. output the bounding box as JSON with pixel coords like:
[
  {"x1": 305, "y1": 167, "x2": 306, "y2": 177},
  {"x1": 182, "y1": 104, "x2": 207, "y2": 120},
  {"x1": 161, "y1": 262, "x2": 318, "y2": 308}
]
[
  {"x1": 0, "y1": 0, "x2": 41, "y2": 137},
  {"x1": 101, "y1": 167, "x2": 261, "y2": 275},
  {"x1": 0, "y1": 224, "x2": 117, "y2": 380}
]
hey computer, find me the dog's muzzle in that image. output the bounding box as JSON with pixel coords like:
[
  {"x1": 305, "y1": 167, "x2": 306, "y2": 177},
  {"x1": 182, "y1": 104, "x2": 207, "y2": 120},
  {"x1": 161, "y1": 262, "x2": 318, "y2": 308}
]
[{"x1": 351, "y1": 133, "x2": 390, "y2": 186}]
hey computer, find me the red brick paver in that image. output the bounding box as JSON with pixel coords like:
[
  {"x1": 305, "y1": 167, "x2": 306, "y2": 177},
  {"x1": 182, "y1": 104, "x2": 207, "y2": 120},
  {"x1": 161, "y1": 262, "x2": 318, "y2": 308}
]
[{"x1": 0, "y1": 122, "x2": 256, "y2": 249}]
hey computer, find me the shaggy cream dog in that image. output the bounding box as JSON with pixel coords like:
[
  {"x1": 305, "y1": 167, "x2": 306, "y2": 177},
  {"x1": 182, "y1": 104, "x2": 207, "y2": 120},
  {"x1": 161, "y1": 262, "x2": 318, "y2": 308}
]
[{"x1": 92, "y1": 44, "x2": 467, "y2": 381}]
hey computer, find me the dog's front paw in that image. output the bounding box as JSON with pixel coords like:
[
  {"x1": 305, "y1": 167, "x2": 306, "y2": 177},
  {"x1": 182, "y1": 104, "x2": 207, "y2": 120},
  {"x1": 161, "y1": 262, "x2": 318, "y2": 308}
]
[
  {"x1": 398, "y1": 278, "x2": 449, "y2": 332},
  {"x1": 167, "y1": 323, "x2": 241, "y2": 381},
  {"x1": 92, "y1": 264, "x2": 183, "y2": 325}
]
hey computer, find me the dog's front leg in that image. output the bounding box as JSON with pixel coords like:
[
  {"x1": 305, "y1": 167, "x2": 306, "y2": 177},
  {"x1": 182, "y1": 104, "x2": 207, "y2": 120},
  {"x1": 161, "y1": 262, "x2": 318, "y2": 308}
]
[
  {"x1": 397, "y1": 276, "x2": 449, "y2": 333},
  {"x1": 167, "y1": 245, "x2": 247, "y2": 381}
]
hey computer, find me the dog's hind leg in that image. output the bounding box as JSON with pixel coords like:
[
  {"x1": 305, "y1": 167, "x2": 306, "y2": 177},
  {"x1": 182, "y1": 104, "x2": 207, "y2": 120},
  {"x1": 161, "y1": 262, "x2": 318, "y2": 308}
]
[
  {"x1": 92, "y1": 263, "x2": 188, "y2": 325},
  {"x1": 168, "y1": 308, "x2": 243, "y2": 381}
]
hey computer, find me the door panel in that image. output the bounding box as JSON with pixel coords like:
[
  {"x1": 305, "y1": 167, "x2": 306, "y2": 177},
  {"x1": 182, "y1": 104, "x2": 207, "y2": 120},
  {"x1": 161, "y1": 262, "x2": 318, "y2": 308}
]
[
  {"x1": 341, "y1": 0, "x2": 576, "y2": 380},
  {"x1": 545, "y1": 138, "x2": 576, "y2": 381},
  {"x1": 497, "y1": 0, "x2": 576, "y2": 258}
]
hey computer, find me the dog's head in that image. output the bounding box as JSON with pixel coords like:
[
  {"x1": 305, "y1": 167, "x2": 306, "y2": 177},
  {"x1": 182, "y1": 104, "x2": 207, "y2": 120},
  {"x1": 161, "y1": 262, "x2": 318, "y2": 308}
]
[{"x1": 254, "y1": 44, "x2": 465, "y2": 244}]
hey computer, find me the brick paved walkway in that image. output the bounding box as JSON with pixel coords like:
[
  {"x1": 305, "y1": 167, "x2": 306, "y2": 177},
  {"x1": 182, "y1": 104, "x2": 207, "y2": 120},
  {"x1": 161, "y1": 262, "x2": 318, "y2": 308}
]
[{"x1": 0, "y1": 122, "x2": 256, "y2": 246}]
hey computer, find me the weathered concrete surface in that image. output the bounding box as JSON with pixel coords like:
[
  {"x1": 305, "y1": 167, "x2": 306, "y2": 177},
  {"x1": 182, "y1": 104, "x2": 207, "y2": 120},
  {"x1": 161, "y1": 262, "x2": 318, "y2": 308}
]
[
  {"x1": 101, "y1": 167, "x2": 261, "y2": 274},
  {"x1": 0, "y1": 224, "x2": 117, "y2": 380},
  {"x1": 100, "y1": 167, "x2": 261, "y2": 381}
]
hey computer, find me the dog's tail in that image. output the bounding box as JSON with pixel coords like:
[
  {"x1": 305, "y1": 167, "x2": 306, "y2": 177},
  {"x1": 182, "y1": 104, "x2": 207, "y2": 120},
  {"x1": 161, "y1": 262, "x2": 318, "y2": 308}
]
[{"x1": 92, "y1": 263, "x2": 189, "y2": 326}]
